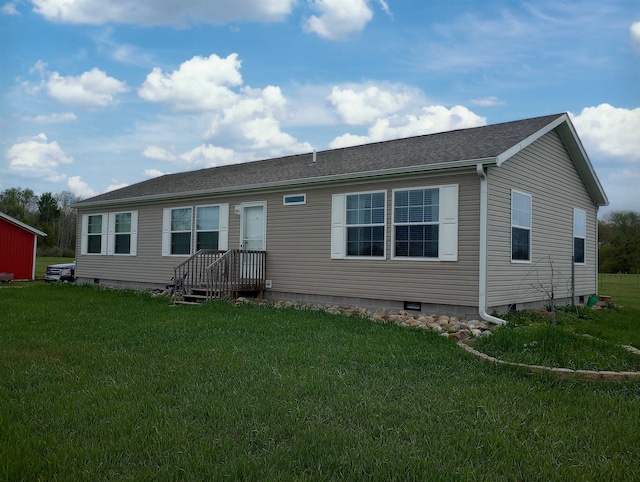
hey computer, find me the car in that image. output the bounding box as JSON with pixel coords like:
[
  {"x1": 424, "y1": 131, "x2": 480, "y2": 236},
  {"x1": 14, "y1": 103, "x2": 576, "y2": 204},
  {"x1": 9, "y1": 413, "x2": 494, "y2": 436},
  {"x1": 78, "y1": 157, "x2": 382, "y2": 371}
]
[{"x1": 44, "y1": 261, "x2": 76, "y2": 282}]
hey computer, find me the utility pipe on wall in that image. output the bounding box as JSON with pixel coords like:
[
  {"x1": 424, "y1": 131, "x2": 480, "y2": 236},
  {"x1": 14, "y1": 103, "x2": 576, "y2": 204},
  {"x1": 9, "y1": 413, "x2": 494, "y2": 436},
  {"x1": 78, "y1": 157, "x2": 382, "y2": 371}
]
[{"x1": 476, "y1": 163, "x2": 507, "y2": 325}]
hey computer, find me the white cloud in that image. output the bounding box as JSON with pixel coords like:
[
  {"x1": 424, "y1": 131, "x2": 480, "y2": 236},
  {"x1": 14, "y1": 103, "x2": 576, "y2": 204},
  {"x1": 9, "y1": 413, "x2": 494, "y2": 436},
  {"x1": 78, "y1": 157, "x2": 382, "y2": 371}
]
[
  {"x1": 328, "y1": 85, "x2": 415, "y2": 125},
  {"x1": 32, "y1": 0, "x2": 295, "y2": 26},
  {"x1": 304, "y1": 0, "x2": 373, "y2": 40},
  {"x1": 6, "y1": 134, "x2": 73, "y2": 182},
  {"x1": 470, "y1": 96, "x2": 505, "y2": 107},
  {"x1": 26, "y1": 112, "x2": 77, "y2": 124},
  {"x1": 330, "y1": 105, "x2": 486, "y2": 148},
  {"x1": 45, "y1": 68, "x2": 129, "y2": 107},
  {"x1": 631, "y1": 21, "x2": 640, "y2": 53},
  {"x1": 139, "y1": 54, "x2": 242, "y2": 111},
  {"x1": 205, "y1": 84, "x2": 312, "y2": 156},
  {"x1": 144, "y1": 169, "x2": 166, "y2": 178},
  {"x1": 67, "y1": 176, "x2": 97, "y2": 198},
  {"x1": 2, "y1": 2, "x2": 19, "y2": 15},
  {"x1": 143, "y1": 146, "x2": 177, "y2": 162},
  {"x1": 570, "y1": 104, "x2": 640, "y2": 162},
  {"x1": 179, "y1": 144, "x2": 237, "y2": 168},
  {"x1": 106, "y1": 182, "x2": 128, "y2": 192}
]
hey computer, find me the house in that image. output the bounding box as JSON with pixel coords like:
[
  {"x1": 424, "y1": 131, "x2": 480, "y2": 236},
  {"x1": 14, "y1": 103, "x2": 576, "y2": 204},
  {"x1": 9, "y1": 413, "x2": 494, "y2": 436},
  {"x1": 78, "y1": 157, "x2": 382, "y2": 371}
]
[
  {"x1": 0, "y1": 212, "x2": 47, "y2": 281},
  {"x1": 72, "y1": 113, "x2": 608, "y2": 322}
]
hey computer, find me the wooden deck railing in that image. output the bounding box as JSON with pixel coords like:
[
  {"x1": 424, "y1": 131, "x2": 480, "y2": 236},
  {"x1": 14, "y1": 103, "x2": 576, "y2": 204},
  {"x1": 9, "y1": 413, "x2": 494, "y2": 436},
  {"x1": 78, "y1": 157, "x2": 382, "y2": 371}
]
[{"x1": 173, "y1": 249, "x2": 266, "y2": 302}]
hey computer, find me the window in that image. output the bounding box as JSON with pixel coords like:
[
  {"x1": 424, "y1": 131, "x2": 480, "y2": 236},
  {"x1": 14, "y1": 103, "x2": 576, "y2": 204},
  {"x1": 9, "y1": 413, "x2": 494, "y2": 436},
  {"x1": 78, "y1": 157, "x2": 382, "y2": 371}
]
[
  {"x1": 574, "y1": 208, "x2": 586, "y2": 264},
  {"x1": 87, "y1": 215, "x2": 103, "y2": 254},
  {"x1": 345, "y1": 191, "x2": 386, "y2": 257},
  {"x1": 81, "y1": 213, "x2": 107, "y2": 255},
  {"x1": 170, "y1": 207, "x2": 192, "y2": 255},
  {"x1": 394, "y1": 188, "x2": 439, "y2": 258},
  {"x1": 391, "y1": 185, "x2": 459, "y2": 261},
  {"x1": 511, "y1": 190, "x2": 532, "y2": 262},
  {"x1": 283, "y1": 194, "x2": 306, "y2": 205},
  {"x1": 196, "y1": 205, "x2": 220, "y2": 250},
  {"x1": 106, "y1": 211, "x2": 138, "y2": 256},
  {"x1": 82, "y1": 212, "x2": 137, "y2": 256},
  {"x1": 162, "y1": 204, "x2": 229, "y2": 256}
]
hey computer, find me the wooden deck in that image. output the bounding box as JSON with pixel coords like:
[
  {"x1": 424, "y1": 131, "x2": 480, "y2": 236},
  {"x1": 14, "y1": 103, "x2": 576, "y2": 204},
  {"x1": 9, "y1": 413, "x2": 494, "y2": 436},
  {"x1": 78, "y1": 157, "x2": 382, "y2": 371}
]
[{"x1": 172, "y1": 249, "x2": 266, "y2": 304}]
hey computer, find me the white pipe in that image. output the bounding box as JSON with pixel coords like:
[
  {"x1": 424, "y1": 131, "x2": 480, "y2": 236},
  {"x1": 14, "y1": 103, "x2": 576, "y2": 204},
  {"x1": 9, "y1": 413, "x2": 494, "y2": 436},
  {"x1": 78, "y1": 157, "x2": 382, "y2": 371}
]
[{"x1": 476, "y1": 163, "x2": 507, "y2": 325}]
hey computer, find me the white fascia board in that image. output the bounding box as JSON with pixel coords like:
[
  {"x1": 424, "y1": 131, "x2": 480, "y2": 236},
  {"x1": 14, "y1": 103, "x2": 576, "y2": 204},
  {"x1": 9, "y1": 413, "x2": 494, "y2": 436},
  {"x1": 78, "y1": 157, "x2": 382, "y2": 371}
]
[
  {"x1": 495, "y1": 114, "x2": 568, "y2": 166},
  {"x1": 72, "y1": 157, "x2": 497, "y2": 209}
]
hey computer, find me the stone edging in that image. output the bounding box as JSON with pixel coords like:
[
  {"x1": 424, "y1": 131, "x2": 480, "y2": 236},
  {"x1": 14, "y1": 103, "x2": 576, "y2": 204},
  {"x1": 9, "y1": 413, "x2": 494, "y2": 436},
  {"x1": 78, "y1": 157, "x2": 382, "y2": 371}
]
[{"x1": 457, "y1": 341, "x2": 640, "y2": 382}]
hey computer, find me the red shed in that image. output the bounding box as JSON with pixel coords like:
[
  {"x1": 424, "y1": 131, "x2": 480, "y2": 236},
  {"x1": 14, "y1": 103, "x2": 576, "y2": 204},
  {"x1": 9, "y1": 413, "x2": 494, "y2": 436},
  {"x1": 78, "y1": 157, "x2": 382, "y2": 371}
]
[{"x1": 0, "y1": 212, "x2": 47, "y2": 281}]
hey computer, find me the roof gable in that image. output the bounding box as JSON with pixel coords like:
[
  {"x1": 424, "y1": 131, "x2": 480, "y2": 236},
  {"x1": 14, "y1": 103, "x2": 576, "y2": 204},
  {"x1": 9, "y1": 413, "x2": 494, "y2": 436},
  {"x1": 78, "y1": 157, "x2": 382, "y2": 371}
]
[
  {"x1": 74, "y1": 113, "x2": 607, "y2": 207},
  {"x1": 0, "y1": 212, "x2": 47, "y2": 237}
]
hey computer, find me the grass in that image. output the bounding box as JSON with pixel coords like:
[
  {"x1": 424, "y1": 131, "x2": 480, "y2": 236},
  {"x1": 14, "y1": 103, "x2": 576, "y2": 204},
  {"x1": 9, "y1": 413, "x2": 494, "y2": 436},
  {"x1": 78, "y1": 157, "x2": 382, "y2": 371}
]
[
  {"x1": 474, "y1": 273, "x2": 640, "y2": 371},
  {"x1": 1, "y1": 283, "x2": 640, "y2": 480}
]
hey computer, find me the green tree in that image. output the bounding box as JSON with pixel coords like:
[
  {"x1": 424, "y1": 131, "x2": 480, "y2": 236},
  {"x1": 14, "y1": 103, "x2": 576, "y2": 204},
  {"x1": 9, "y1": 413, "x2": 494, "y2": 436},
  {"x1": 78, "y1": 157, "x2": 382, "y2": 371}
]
[
  {"x1": 599, "y1": 211, "x2": 640, "y2": 273},
  {"x1": 0, "y1": 187, "x2": 38, "y2": 224}
]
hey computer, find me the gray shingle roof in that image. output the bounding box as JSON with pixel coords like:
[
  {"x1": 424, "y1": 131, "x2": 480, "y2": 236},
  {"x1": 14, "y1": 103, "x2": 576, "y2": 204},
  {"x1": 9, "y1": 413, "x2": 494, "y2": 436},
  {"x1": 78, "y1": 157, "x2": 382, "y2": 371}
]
[{"x1": 76, "y1": 113, "x2": 565, "y2": 205}]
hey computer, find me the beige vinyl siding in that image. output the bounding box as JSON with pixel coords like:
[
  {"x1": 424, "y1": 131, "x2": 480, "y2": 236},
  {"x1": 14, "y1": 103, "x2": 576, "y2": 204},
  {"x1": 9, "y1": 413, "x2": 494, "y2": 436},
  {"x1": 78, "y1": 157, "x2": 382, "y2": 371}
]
[
  {"x1": 77, "y1": 170, "x2": 481, "y2": 307},
  {"x1": 486, "y1": 129, "x2": 598, "y2": 308}
]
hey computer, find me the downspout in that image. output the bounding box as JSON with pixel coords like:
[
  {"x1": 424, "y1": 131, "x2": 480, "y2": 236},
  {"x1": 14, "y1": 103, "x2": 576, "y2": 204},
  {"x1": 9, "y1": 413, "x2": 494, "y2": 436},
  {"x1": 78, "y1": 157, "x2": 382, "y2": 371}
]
[{"x1": 476, "y1": 164, "x2": 507, "y2": 325}]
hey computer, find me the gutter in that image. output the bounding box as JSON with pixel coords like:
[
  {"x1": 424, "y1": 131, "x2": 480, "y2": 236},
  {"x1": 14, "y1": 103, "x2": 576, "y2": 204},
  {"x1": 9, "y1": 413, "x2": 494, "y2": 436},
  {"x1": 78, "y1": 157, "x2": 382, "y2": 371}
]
[{"x1": 476, "y1": 163, "x2": 507, "y2": 325}]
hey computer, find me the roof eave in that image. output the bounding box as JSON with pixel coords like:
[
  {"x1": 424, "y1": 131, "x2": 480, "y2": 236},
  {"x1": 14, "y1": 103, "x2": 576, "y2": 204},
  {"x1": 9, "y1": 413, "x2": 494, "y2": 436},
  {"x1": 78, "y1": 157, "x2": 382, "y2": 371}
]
[{"x1": 72, "y1": 157, "x2": 496, "y2": 209}]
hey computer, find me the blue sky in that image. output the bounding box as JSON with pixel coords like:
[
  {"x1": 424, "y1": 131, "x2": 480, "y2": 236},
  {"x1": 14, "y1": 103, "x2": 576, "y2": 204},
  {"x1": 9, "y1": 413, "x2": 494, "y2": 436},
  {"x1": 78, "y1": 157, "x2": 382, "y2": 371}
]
[{"x1": 1, "y1": 0, "x2": 639, "y2": 216}]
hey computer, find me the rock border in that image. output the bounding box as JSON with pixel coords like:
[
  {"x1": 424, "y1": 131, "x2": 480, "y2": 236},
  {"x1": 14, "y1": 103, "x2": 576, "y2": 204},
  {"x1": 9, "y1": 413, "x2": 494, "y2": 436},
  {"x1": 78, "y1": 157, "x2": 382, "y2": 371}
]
[{"x1": 236, "y1": 298, "x2": 640, "y2": 383}]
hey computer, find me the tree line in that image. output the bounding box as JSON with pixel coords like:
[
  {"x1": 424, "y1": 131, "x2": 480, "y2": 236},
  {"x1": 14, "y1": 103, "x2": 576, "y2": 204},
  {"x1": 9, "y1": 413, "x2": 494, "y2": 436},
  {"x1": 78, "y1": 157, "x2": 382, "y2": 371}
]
[
  {"x1": 598, "y1": 211, "x2": 640, "y2": 274},
  {"x1": 0, "y1": 187, "x2": 80, "y2": 257}
]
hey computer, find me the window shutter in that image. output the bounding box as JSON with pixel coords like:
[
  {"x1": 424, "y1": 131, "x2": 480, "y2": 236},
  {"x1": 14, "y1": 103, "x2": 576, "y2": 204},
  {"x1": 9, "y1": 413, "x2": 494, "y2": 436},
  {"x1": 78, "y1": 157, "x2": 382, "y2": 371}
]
[
  {"x1": 331, "y1": 194, "x2": 346, "y2": 259},
  {"x1": 218, "y1": 204, "x2": 229, "y2": 250},
  {"x1": 100, "y1": 213, "x2": 108, "y2": 255},
  {"x1": 439, "y1": 185, "x2": 458, "y2": 261},
  {"x1": 162, "y1": 208, "x2": 171, "y2": 256},
  {"x1": 80, "y1": 214, "x2": 88, "y2": 255},
  {"x1": 107, "y1": 213, "x2": 116, "y2": 255},
  {"x1": 130, "y1": 211, "x2": 138, "y2": 256}
]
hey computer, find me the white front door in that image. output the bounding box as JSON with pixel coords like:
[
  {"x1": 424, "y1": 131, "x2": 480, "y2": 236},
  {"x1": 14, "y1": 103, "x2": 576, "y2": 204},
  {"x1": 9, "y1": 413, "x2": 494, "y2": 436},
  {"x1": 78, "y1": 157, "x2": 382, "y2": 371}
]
[{"x1": 240, "y1": 202, "x2": 266, "y2": 251}]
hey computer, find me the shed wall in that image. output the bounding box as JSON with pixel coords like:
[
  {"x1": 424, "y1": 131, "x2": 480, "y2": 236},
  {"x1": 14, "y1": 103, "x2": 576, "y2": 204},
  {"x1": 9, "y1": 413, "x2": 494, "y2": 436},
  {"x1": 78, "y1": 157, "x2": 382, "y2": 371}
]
[{"x1": 0, "y1": 218, "x2": 37, "y2": 280}]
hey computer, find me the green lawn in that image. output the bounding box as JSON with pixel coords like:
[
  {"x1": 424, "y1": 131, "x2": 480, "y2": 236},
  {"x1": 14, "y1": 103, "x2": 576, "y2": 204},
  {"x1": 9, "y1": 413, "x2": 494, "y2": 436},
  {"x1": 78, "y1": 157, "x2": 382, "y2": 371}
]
[{"x1": 1, "y1": 283, "x2": 639, "y2": 480}]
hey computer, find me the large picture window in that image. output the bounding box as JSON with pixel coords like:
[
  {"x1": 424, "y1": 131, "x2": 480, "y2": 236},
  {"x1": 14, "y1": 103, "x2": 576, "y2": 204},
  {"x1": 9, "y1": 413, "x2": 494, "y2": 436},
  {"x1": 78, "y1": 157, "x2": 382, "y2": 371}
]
[
  {"x1": 573, "y1": 208, "x2": 586, "y2": 264},
  {"x1": 345, "y1": 191, "x2": 386, "y2": 257},
  {"x1": 511, "y1": 190, "x2": 532, "y2": 262}
]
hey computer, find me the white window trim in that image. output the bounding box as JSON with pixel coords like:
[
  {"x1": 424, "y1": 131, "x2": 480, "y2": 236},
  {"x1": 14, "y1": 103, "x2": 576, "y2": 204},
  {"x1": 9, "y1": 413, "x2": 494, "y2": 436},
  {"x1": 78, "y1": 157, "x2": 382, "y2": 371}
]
[
  {"x1": 107, "y1": 211, "x2": 138, "y2": 256},
  {"x1": 391, "y1": 184, "x2": 458, "y2": 262},
  {"x1": 573, "y1": 208, "x2": 586, "y2": 265},
  {"x1": 81, "y1": 213, "x2": 108, "y2": 256},
  {"x1": 511, "y1": 190, "x2": 532, "y2": 264},
  {"x1": 283, "y1": 193, "x2": 306, "y2": 205},
  {"x1": 162, "y1": 204, "x2": 229, "y2": 257},
  {"x1": 331, "y1": 190, "x2": 387, "y2": 260}
]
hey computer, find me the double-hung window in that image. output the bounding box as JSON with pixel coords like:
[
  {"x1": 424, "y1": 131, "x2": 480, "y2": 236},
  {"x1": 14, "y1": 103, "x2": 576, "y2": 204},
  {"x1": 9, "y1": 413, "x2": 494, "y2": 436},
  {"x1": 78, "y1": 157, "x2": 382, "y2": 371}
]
[
  {"x1": 196, "y1": 205, "x2": 220, "y2": 250},
  {"x1": 573, "y1": 208, "x2": 586, "y2": 264},
  {"x1": 394, "y1": 188, "x2": 439, "y2": 258},
  {"x1": 346, "y1": 192, "x2": 386, "y2": 257},
  {"x1": 331, "y1": 191, "x2": 386, "y2": 259},
  {"x1": 107, "y1": 211, "x2": 138, "y2": 256},
  {"x1": 162, "y1": 204, "x2": 229, "y2": 256},
  {"x1": 87, "y1": 215, "x2": 104, "y2": 254},
  {"x1": 391, "y1": 184, "x2": 458, "y2": 261},
  {"x1": 511, "y1": 190, "x2": 532, "y2": 262}
]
